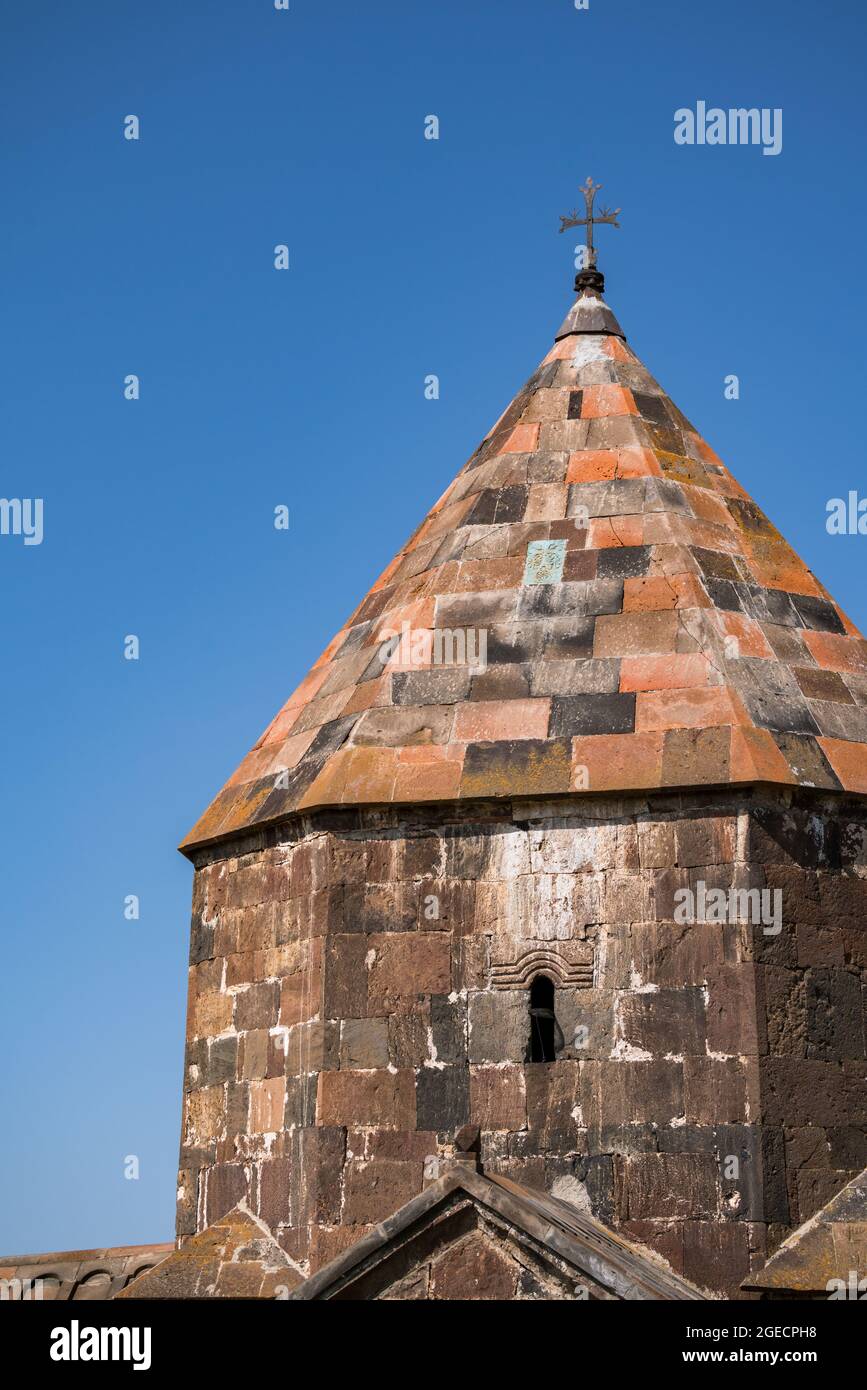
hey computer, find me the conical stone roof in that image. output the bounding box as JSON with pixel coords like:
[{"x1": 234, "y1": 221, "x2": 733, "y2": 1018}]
[{"x1": 182, "y1": 284, "x2": 867, "y2": 852}]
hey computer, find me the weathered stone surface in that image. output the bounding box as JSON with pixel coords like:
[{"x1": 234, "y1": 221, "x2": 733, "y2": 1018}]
[
  {"x1": 619, "y1": 1153, "x2": 719, "y2": 1220},
  {"x1": 176, "y1": 790, "x2": 867, "y2": 1298},
  {"x1": 340, "y1": 1018, "x2": 389, "y2": 1069},
  {"x1": 416, "y1": 1065, "x2": 470, "y2": 1132},
  {"x1": 468, "y1": 991, "x2": 528, "y2": 1064}
]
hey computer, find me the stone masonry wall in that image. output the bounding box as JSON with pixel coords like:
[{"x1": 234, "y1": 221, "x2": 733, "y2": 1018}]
[{"x1": 178, "y1": 789, "x2": 867, "y2": 1295}]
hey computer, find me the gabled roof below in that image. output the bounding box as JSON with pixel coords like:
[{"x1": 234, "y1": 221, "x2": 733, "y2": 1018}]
[
  {"x1": 288, "y1": 1166, "x2": 710, "y2": 1301},
  {"x1": 116, "y1": 1204, "x2": 300, "y2": 1300},
  {"x1": 742, "y1": 1167, "x2": 867, "y2": 1294}
]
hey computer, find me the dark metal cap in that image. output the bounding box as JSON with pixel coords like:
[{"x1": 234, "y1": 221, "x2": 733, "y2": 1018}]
[{"x1": 555, "y1": 287, "x2": 626, "y2": 341}]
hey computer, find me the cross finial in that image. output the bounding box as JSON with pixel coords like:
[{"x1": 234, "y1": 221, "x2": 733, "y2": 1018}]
[{"x1": 559, "y1": 176, "x2": 621, "y2": 294}]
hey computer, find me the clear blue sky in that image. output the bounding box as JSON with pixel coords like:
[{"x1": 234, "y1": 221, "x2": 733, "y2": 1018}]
[{"x1": 1, "y1": 0, "x2": 865, "y2": 1255}]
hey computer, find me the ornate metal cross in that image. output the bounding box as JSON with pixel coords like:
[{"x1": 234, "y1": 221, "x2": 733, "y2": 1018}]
[{"x1": 559, "y1": 176, "x2": 621, "y2": 267}]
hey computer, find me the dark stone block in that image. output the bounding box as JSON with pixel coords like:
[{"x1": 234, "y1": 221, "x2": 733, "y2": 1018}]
[
  {"x1": 762, "y1": 623, "x2": 812, "y2": 663},
  {"x1": 791, "y1": 593, "x2": 847, "y2": 635},
  {"x1": 542, "y1": 619, "x2": 596, "y2": 660},
  {"x1": 740, "y1": 690, "x2": 821, "y2": 737},
  {"x1": 598, "y1": 1123, "x2": 659, "y2": 1154},
  {"x1": 692, "y1": 547, "x2": 744, "y2": 583},
  {"x1": 234, "y1": 981, "x2": 280, "y2": 1032},
  {"x1": 826, "y1": 1125, "x2": 867, "y2": 1168},
  {"x1": 549, "y1": 692, "x2": 635, "y2": 738},
  {"x1": 464, "y1": 488, "x2": 498, "y2": 525},
  {"x1": 189, "y1": 913, "x2": 214, "y2": 966},
  {"x1": 702, "y1": 578, "x2": 743, "y2": 613},
  {"x1": 185, "y1": 1037, "x2": 207, "y2": 1089},
  {"x1": 806, "y1": 967, "x2": 864, "y2": 1060},
  {"x1": 567, "y1": 390, "x2": 583, "y2": 419},
  {"x1": 644, "y1": 478, "x2": 693, "y2": 514},
  {"x1": 485, "y1": 624, "x2": 547, "y2": 664},
  {"x1": 742, "y1": 586, "x2": 801, "y2": 628},
  {"x1": 467, "y1": 485, "x2": 528, "y2": 526},
  {"x1": 759, "y1": 1126, "x2": 791, "y2": 1224},
  {"x1": 206, "y1": 1035, "x2": 238, "y2": 1086},
  {"x1": 657, "y1": 1125, "x2": 717, "y2": 1155},
  {"x1": 430, "y1": 994, "x2": 466, "y2": 1064},
  {"x1": 469, "y1": 665, "x2": 533, "y2": 701},
  {"x1": 306, "y1": 715, "x2": 358, "y2": 761},
  {"x1": 416, "y1": 1065, "x2": 470, "y2": 1131},
  {"x1": 793, "y1": 667, "x2": 854, "y2": 704},
  {"x1": 575, "y1": 1154, "x2": 615, "y2": 1222},
  {"x1": 645, "y1": 422, "x2": 685, "y2": 455},
  {"x1": 392, "y1": 670, "x2": 472, "y2": 706},
  {"x1": 205, "y1": 1163, "x2": 248, "y2": 1226},
  {"x1": 771, "y1": 734, "x2": 842, "y2": 791},
  {"x1": 596, "y1": 545, "x2": 652, "y2": 580},
  {"x1": 632, "y1": 392, "x2": 674, "y2": 428},
  {"x1": 619, "y1": 987, "x2": 706, "y2": 1056},
  {"x1": 517, "y1": 578, "x2": 622, "y2": 620},
  {"x1": 285, "y1": 1074, "x2": 319, "y2": 1128}
]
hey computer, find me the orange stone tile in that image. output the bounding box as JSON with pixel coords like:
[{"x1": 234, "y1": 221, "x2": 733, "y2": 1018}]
[
  {"x1": 691, "y1": 435, "x2": 725, "y2": 468},
  {"x1": 633, "y1": 686, "x2": 750, "y2": 733},
  {"x1": 452, "y1": 556, "x2": 525, "y2": 593},
  {"x1": 541, "y1": 337, "x2": 577, "y2": 364},
  {"x1": 185, "y1": 784, "x2": 269, "y2": 848},
  {"x1": 581, "y1": 384, "x2": 638, "y2": 418},
  {"x1": 368, "y1": 553, "x2": 405, "y2": 594},
  {"x1": 623, "y1": 574, "x2": 711, "y2": 612},
  {"x1": 601, "y1": 336, "x2": 634, "y2": 364},
  {"x1": 636, "y1": 686, "x2": 748, "y2": 732},
  {"x1": 613, "y1": 447, "x2": 662, "y2": 478},
  {"x1": 711, "y1": 611, "x2": 775, "y2": 660},
  {"x1": 280, "y1": 663, "x2": 332, "y2": 714},
  {"x1": 730, "y1": 728, "x2": 798, "y2": 786},
  {"x1": 685, "y1": 486, "x2": 739, "y2": 530},
  {"x1": 706, "y1": 466, "x2": 752, "y2": 502},
  {"x1": 566, "y1": 450, "x2": 619, "y2": 483},
  {"x1": 342, "y1": 675, "x2": 391, "y2": 716},
  {"x1": 501, "y1": 422, "x2": 540, "y2": 453},
  {"x1": 620, "y1": 653, "x2": 710, "y2": 692},
  {"x1": 397, "y1": 743, "x2": 463, "y2": 764},
  {"x1": 340, "y1": 747, "x2": 399, "y2": 804},
  {"x1": 646, "y1": 544, "x2": 700, "y2": 578},
  {"x1": 414, "y1": 494, "x2": 476, "y2": 544},
  {"x1": 391, "y1": 756, "x2": 464, "y2": 800},
  {"x1": 817, "y1": 737, "x2": 867, "y2": 793},
  {"x1": 676, "y1": 516, "x2": 742, "y2": 554},
  {"x1": 453, "y1": 698, "x2": 551, "y2": 743},
  {"x1": 312, "y1": 628, "x2": 350, "y2": 669},
  {"x1": 586, "y1": 515, "x2": 645, "y2": 548},
  {"x1": 741, "y1": 535, "x2": 822, "y2": 596},
  {"x1": 640, "y1": 513, "x2": 688, "y2": 547},
  {"x1": 257, "y1": 701, "x2": 303, "y2": 749},
  {"x1": 376, "y1": 597, "x2": 436, "y2": 638},
  {"x1": 571, "y1": 732, "x2": 664, "y2": 792},
  {"x1": 594, "y1": 610, "x2": 680, "y2": 657},
  {"x1": 296, "y1": 746, "x2": 354, "y2": 809},
  {"x1": 803, "y1": 630, "x2": 867, "y2": 675}
]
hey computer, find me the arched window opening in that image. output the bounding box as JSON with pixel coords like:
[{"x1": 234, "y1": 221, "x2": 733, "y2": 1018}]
[{"x1": 526, "y1": 974, "x2": 563, "y2": 1063}]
